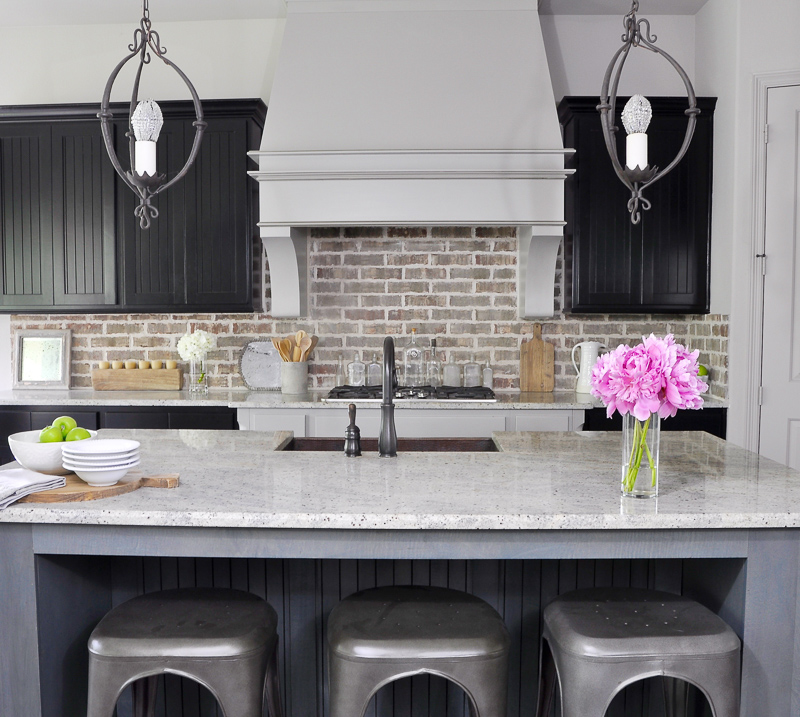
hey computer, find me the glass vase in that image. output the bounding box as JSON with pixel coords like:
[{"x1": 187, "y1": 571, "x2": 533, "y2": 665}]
[
  {"x1": 188, "y1": 356, "x2": 208, "y2": 394},
  {"x1": 621, "y1": 412, "x2": 660, "y2": 498}
]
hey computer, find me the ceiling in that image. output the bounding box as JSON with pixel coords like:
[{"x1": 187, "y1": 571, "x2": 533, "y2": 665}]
[
  {"x1": 538, "y1": 0, "x2": 710, "y2": 14},
  {"x1": 0, "y1": 0, "x2": 710, "y2": 26}
]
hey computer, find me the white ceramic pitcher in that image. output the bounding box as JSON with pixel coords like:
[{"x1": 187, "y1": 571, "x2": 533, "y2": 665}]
[{"x1": 571, "y1": 341, "x2": 607, "y2": 394}]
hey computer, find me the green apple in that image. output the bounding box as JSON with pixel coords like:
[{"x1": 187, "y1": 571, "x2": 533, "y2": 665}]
[
  {"x1": 52, "y1": 415, "x2": 78, "y2": 438},
  {"x1": 65, "y1": 427, "x2": 92, "y2": 442},
  {"x1": 698, "y1": 365, "x2": 709, "y2": 377},
  {"x1": 39, "y1": 425, "x2": 64, "y2": 443}
]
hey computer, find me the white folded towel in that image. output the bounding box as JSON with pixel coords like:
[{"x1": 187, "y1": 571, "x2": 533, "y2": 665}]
[{"x1": 0, "y1": 468, "x2": 66, "y2": 509}]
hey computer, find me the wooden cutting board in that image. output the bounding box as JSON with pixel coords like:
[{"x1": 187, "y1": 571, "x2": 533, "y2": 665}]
[
  {"x1": 18, "y1": 471, "x2": 179, "y2": 503},
  {"x1": 92, "y1": 368, "x2": 183, "y2": 391},
  {"x1": 520, "y1": 324, "x2": 555, "y2": 392}
]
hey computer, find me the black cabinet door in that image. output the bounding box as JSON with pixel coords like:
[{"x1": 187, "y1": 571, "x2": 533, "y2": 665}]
[
  {"x1": 560, "y1": 97, "x2": 715, "y2": 314},
  {"x1": 116, "y1": 120, "x2": 186, "y2": 308},
  {"x1": 184, "y1": 117, "x2": 253, "y2": 309},
  {"x1": 51, "y1": 122, "x2": 116, "y2": 306},
  {"x1": 0, "y1": 123, "x2": 54, "y2": 308}
]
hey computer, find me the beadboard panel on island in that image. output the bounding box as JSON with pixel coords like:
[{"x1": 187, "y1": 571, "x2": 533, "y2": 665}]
[{"x1": 11, "y1": 228, "x2": 728, "y2": 398}]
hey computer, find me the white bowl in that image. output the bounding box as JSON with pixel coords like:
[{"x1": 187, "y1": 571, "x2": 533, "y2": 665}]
[
  {"x1": 8, "y1": 430, "x2": 98, "y2": 475},
  {"x1": 63, "y1": 456, "x2": 140, "y2": 470},
  {"x1": 63, "y1": 438, "x2": 140, "y2": 456},
  {"x1": 72, "y1": 463, "x2": 139, "y2": 487},
  {"x1": 62, "y1": 449, "x2": 139, "y2": 463}
]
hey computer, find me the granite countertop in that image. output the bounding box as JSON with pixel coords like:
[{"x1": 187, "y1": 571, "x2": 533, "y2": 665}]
[
  {"x1": 0, "y1": 389, "x2": 727, "y2": 410},
  {"x1": 0, "y1": 429, "x2": 791, "y2": 530}
]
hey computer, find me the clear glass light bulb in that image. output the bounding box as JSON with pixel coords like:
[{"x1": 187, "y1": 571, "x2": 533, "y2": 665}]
[
  {"x1": 131, "y1": 99, "x2": 164, "y2": 142},
  {"x1": 621, "y1": 94, "x2": 652, "y2": 135}
]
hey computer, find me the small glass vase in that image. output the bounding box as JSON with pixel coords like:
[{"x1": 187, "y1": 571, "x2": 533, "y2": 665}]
[
  {"x1": 622, "y1": 412, "x2": 660, "y2": 498},
  {"x1": 188, "y1": 356, "x2": 208, "y2": 394}
]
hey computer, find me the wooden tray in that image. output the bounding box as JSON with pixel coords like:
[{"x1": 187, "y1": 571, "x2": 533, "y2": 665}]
[
  {"x1": 92, "y1": 368, "x2": 183, "y2": 391},
  {"x1": 520, "y1": 323, "x2": 555, "y2": 392},
  {"x1": 18, "y1": 471, "x2": 179, "y2": 503}
]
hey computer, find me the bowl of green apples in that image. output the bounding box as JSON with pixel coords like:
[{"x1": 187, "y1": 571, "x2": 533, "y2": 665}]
[{"x1": 8, "y1": 416, "x2": 96, "y2": 475}]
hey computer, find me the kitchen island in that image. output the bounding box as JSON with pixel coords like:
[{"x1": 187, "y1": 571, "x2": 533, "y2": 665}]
[{"x1": 0, "y1": 430, "x2": 792, "y2": 717}]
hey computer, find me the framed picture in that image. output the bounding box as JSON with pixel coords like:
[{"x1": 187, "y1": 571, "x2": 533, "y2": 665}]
[{"x1": 13, "y1": 330, "x2": 72, "y2": 389}]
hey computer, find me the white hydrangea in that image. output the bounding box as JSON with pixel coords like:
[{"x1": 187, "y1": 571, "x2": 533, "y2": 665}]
[{"x1": 177, "y1": 329, "x2": 216, "y2": 361}]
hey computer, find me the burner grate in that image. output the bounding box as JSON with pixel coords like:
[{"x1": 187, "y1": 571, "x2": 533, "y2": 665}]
[{"x1": 325, "y1": 385, "x2": 496, "y2": 401}]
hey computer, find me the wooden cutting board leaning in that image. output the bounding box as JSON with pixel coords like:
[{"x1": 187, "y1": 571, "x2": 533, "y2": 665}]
[{"x1": 520, "y1": 323, "x2": 555, "y2": 392}]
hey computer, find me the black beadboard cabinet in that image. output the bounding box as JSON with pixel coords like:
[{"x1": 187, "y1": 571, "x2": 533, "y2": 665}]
[
  {"x1": 558, "y1": 97, "x2": 716, "y2": 314},
  {"x1": 0, "y1": 99, "x2": 265, "y2": 313}
]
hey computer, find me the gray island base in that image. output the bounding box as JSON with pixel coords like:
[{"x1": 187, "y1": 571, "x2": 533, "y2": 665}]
[{"x1": 1, "y1": 430, "x2": 798, "y2": 717}]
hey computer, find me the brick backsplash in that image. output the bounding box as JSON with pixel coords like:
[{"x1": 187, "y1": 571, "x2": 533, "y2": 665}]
[{"x1": 11, "y1": 228, "x2": 728, "y2": 399}]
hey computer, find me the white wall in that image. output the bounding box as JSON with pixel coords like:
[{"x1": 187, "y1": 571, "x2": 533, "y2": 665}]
[
  {"x1": 540, "y1": 15, "x2": 696, "y2": 100},
  {"x1": 694, "y1": 0, "x2": 738, "y2": 317},
  {"x1": 0, "y1": 19, "x2": 285, "y2": 105}
]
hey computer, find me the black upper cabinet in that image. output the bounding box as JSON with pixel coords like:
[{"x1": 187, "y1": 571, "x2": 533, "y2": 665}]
[
  {"x1": 0, "y1": 123, "x2": 55, "y2": 307},
  {"x1": 559, "y1": 97, "x2": 716, "y2": 314},
  {"x1": 0, "y1": 99, "x2": 265, "y2": 313}
]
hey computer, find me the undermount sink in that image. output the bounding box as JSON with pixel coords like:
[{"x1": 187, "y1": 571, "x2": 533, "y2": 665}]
[{"x1": 281, "y1": 437, "x2": 498, "y2": 453}]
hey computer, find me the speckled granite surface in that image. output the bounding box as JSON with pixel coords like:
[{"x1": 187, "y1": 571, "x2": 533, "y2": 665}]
[
  {"x1": 0, "y1": 429, "x2": 790, "y2": 529},
  {"x1": 0, "y1": 389, "x2": 728, "y2": 410}
]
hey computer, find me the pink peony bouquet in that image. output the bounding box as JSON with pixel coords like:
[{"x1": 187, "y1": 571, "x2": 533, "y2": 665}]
[
  {"x1": 590, "y1": 334, "x2": 707, "y2": 495},
  {"x1": 590, "y1": 334, "x2": 707, "y2": 420}
]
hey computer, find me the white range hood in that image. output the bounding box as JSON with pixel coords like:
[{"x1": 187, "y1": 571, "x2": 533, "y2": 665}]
[{"x1": 249, "y1": 0, "x2": 573, "y2": 317}]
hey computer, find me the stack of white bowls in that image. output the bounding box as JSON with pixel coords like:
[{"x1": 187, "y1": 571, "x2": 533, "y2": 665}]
[{"x1": 62, "y1": 439, "x2": 141, "y2": 487}]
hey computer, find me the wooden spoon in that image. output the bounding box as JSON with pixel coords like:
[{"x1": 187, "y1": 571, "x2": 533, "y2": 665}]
[
  {"x1": 271, "y1": 337, "x2": 287, "y2": 361},
  {"x1": 279, "y1": 338, "x2": 292, "y2": 362},
  {"x1": 295, "y1": 330, "x2": 307, "y2": 346},
  {"x1": 298, "y1": 335, "x2": 312, "y2": 361},
  {"x1": 292, "y1": 345, "x2": 302, "y2": 362},
  {"x1": 304, "y1": 335, "x2": 319, "y2": 361}
]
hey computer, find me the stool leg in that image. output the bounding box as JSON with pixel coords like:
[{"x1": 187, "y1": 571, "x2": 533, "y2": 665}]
[
  {"x1": 132, "y1": 676, "x2": 159, "y2": 717},
  {"x1": 535, "y1": 641, "x2": 557, "y2": 717},
  {"x1": 265, "y1": 646, "x2": 284, "y2": 717},
  {"x1": 702, "y1": 680, "x2": 740, "y2": 717},
  {"x1": 328, "y1": 654, "x2": 382, "y2": 717},
  {"x1": 441, "y1": 656, "x2": 509, "y2": 717},
  {"x1": 86, "y1": 658, "x2": 124, "y2": 717}
]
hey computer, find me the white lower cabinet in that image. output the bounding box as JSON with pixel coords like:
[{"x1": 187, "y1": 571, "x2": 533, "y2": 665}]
[{"x1": 238, "y1": 407, "x2": 584, "y2": 437}]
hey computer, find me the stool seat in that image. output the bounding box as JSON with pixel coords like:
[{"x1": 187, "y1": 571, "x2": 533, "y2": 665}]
[
  {"x1": 536, "y1": 587, "x2": 741, "y2": 717},
  {"x1": 328, "y1": 585, "x2": 509, "y2": 661},
  {"x1": 327, "y1": 586, "x2": 510, "y2": 717},
  {"x1": 90, "y1": 588, "x2": 277, "y2": 659},
  {"x1": 545, "y1": 587, "x2": 741, "y2": 660}
]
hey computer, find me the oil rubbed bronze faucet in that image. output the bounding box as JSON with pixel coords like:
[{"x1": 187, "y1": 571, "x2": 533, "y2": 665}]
[{"x1": 379, "y1": 336, "x2": 398, "y2": 457}]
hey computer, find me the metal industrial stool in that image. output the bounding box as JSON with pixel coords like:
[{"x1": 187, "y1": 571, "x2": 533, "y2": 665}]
[
  {"x1": 535, "y1": 588, "x2": 741, "y2": 717},
  {"x1": 327, "y1": 586, "x2": 511, "y2": 717},
  {"x1": 87, "y1": 588, "x2": 283, "y2": 717}
]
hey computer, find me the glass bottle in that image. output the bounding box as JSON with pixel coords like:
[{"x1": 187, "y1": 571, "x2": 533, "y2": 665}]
[
  {"x1": 442, "y1": 354, "x2": 461, "y2": 387},
  {"x1": 347, "y1": 352, "x2": 365, "y2": 386},
  {"x1": 335, "y1": 355, "x2": 346, "y2": 387},
  {"x1": 482, "y1": 365, "x2": 494, "y2": 389},
  {"x1": 463, "y1": 354, "x2": 481, "y2": 387},
  {"x1": 404, "y1": 328, "x2": 424, "y2": 387},
  {"x1": 427, "y1": 339, "x2": 442, "y2": 387},
  {"x1": 366, "y1": 353, "x2": 382, "y2": 386}
]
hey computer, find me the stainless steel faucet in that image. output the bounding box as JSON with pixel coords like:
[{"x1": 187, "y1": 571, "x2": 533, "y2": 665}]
[{"x1": 378, "y1": 336, "x2": 398, "y2": 457}]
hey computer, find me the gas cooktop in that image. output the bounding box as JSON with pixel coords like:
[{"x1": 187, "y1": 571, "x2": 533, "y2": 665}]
[{"x1": 324, "y1": 385, "x2": 496, "y2": 402}]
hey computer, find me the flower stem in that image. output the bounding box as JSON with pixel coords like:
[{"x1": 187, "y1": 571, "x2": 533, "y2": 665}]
[{"x1": 625, "y1": 415, "x2": 653, "y2": 493}]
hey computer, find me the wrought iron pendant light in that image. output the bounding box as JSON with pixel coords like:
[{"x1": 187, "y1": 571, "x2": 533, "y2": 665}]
[
  {"x1": 98, "y1": 0, "x2": 206, "y2": 229},
  {"x1": 597, "y1": 0, "x2": 699, "y2": 224}
]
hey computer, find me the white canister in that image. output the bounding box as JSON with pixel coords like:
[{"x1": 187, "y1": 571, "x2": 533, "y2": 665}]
[{"x1": 281, "y1": 362, "x2": 309, "y2": 394}]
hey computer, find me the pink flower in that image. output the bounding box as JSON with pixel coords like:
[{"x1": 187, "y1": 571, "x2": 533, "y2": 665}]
[{"x1": 590, "y1": 334, "x2": 706, "y2": 420}]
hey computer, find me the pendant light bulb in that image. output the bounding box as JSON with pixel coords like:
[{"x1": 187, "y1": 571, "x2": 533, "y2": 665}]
[
  {"x1": 131, "y1": 99, "x2": 164, "y2": 142},
  {"x1": 621, "y1": 94, "x2": 652, "y2": 135},
  {"x1": 622, "y1": 94, "x2": 652, "y2": 172},
  {"x1": 131, "y1": 99, "x2": 164, "y2": 177}
]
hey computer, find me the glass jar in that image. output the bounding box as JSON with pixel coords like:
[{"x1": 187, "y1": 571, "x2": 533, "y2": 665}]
[
  {"x1": 621, "y1": 412, "x2": 660, "y2": 498},
  {"x1": 188, "y1": 356, "x2": 208, "y2": 394}
]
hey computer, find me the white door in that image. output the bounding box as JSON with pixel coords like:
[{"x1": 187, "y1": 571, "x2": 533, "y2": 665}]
[{"x1": 760, "y1": 85, "x2": 800, "y2": 468}]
